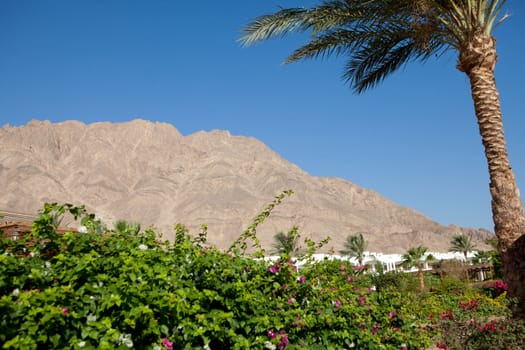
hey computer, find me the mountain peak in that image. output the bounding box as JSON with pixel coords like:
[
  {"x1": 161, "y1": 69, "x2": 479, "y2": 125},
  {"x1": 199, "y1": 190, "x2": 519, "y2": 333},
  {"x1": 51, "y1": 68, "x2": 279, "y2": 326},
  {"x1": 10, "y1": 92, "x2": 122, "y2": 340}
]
[{"x1": 0, "y1": 119, "x2": 492, "y2": 253}]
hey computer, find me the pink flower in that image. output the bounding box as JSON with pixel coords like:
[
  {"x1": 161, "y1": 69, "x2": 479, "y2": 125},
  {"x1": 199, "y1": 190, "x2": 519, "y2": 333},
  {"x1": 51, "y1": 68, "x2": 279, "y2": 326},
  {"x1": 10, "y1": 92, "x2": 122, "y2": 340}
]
[
  {"x1": 340, "y1": 265, "x2": 346, "y2": 271},
  {"x1": 440, "y1": 311, "x2": 453, "y2": 320},
  {"x1": 269, "y1": 265, "x2": 278, "y2": 274},
  {"x1": 298, "y1": 276, "x2": 306, "y2": 284},
  {"x1": 492, "y1": 280, "x2": 508, "y2": 291},
  {"x1": 61, "y1": 307, "x2": 69, "y2": 315},
  {"x1": 268, "y1": 330, "x2": 278, "y2": 339},
  {"x1": 389, "y1": 311, "x2": 397, "y2": 318},
  {"x1": 334, "y1": 300, "x2": 342, "y2": 308},
  {"x1": 358, "y1": 296, "x2": 366, "y2": 305},
  {"x1": 281, "y1": 334, "x2": 289, "y2": 347},
  {"x1": 162, "y1": 337, "x2": 173, "y2": 350},
  {"x1": 277, "y1": 330, "x2": 289, "y2": 349},
  {"x1": 288, "y1": 298, "x2": 294, "y2": 305},
  {"x1": 347, "y1": 276, "x2": 353, "y2": 282}
]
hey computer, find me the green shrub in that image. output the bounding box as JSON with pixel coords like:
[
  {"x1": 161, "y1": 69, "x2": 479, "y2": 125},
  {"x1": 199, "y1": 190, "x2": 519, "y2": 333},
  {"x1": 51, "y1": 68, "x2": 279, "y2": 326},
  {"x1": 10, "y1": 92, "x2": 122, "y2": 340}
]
[
  {"x1": 370, "y1": 271, "x2": 420, "y2": 293},
  {"x1": 0, "y1": 199, "x2": 515, "y2": 349},
  {"x1": 431, "y1": 277, "x2": 469, "y2": 295}
]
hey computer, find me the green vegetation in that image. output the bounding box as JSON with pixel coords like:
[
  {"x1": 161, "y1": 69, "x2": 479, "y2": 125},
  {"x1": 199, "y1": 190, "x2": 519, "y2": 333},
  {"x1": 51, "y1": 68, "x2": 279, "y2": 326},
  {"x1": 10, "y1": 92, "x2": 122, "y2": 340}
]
[
  {"x1": 449, "y1": 234, "x2": 476, "y2": 260},
  {"x1": 339, "y1": 233, "x2": 367, "y2": 266},
  {"x1": 271, "y1": 227, "x2": 301, "y2": 257},
  {"x1": 402, "y1": 246, "x2": 434, "y2": 291},
  {"x1": 240, "y1": 0, "x2": 525, "y2": 316},
  {"x1": 0, "y1": 195, "x2": 522, "y2": 349},
  {"x1": 113, "y1": 220, "x2": 141, "y2": 236}
]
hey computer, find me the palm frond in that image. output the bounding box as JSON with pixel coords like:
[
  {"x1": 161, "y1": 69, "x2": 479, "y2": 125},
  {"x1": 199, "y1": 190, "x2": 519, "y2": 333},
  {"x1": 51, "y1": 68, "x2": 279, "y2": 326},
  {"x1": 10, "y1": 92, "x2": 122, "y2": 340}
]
[
  {"x1": 484, "y1": 0, "x2": 508, "y2": 34},
  {"x1": 351, "y1": 43, "x2": 414, "y2": 93},
  {"x1": 344, "y1": 21, "x2": 421, "y2": 90},
  {"x1": 271, "y1": 229, "x2": 301, "y2": 256},
  {"x1": 241, "y1": 0, "x2": 508, "y2": 92},
  {"x1": 240, "y1": 8, "x2": 310, "y2": 46},
  {"x1": 285, "y1": 28, "x2": 373, "y2": 63},
  {"x1": 240, "y1": 0, "x2": 406, "y2": 47},
  {"x1": 402, "y1": 246, "x2": 430, "y2": 267},
  {"x1": 435, "y1": 0, "x2": 508, "y2": 46},
  {"x1": 449, "y1": 233, "x2": 476, "y2": 256},
  {"x1": 339, "y1": 233, "x2": 367, "y2": 258}
]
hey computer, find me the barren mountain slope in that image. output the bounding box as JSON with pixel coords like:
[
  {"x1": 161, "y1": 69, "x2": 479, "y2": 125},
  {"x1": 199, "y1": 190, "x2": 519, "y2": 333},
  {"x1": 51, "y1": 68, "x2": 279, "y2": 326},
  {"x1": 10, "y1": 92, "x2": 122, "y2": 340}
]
[{"x1": 0, "y1": 119, "x2": 492, "y2": 253}]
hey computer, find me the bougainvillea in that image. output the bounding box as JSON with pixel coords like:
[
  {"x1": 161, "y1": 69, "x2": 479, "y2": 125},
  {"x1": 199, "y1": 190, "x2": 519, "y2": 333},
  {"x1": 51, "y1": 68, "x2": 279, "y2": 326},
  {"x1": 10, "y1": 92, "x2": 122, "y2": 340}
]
[{"x1": 0, "y1": 200, "x2": 516, "y2": 349}]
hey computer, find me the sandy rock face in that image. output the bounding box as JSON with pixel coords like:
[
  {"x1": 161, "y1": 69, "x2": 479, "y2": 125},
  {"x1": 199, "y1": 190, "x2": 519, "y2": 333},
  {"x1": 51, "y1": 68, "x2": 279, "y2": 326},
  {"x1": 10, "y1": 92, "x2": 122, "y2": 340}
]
[{"x1": 0, "y1": 119, "x2": 492, "y2": 253}]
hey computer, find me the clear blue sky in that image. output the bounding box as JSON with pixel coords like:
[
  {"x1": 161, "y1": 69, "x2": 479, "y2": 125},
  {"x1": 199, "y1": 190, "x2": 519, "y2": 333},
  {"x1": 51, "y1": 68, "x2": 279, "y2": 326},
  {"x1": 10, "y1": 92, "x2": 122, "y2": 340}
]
[{"x1": 1, "y1": 1, "x2": 524, "y2": 231}]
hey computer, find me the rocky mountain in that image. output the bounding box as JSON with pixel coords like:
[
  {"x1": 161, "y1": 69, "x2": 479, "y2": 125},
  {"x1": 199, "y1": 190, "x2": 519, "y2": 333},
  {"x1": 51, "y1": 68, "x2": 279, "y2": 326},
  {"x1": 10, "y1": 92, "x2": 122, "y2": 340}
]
[{"x1": 0, "y1": 119, "x2": 492, "y2": 253}]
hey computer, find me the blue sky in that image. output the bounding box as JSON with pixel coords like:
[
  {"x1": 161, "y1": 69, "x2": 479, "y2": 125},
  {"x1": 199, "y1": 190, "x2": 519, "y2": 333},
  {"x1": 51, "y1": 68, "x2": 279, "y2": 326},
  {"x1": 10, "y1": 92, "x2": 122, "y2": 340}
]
[{"x1": 1, "y1": 1, "x2": 524, "y2": 231}]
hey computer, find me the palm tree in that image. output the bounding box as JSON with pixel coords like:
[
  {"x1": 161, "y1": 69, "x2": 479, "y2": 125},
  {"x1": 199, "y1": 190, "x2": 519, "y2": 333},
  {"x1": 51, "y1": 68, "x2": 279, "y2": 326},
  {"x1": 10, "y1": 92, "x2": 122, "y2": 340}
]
[
  {"x1": 339, "y1": 233, "x2": 368, "y2": 267},
  {"x1": 472, "y1": 250, "x2": 492, "y2": 264},
  {"x1": 113, "y1": 220, "x2": 141, "y2": 235},
  {"x1": 271, "y1": 229, "x2": 301, "y2": 256},
  {"x1": 402, "y1": 246, "x2": 434, "y2": 291},
  {"x1": 449, "y1": 233, "x2": 476, "y2": 261},
  {"x1": 241, "y1": 0, "x2": 525, "y2": 316}
]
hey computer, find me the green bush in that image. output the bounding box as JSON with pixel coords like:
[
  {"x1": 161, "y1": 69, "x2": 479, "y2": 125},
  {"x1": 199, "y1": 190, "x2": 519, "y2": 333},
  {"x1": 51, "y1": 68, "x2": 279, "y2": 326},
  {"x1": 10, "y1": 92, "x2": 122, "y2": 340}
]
[
  {"x1": 370, "y1": 271, "x2": 423, "y2": 293},
  {"x1": 0, "y1": 200, "x2": 515, "y2": 349},
  {"x1": 431, "y1": 277, "x2": 469, "y2": 295}
]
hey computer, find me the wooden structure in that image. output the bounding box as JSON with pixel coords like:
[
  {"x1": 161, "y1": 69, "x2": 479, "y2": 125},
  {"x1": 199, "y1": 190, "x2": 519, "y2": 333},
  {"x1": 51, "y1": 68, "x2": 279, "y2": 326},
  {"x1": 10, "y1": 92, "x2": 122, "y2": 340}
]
[
  {"x1": 431, "y1": 263, "x2": 493, "y2": 281},
  {"x1": 1, "y1": 209, "x2": 78, "y2": 241},
  {"x1": 0, "y1": 221, "x2": 34, "y2": 240},
  {"x1": 1, "y1": 221, "x2": 78, "y2": 241}
]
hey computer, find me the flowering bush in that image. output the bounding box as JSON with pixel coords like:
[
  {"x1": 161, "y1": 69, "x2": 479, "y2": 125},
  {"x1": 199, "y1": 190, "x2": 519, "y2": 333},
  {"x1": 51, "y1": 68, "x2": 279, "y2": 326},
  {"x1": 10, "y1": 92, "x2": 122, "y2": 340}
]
[
  {"x1": 0, "y1": 200, "x2": 516, "y2": 349},
  {"x1": 427, "y1": 291, "x2": 514, "y2": 349},
  {"x1": 482, "y1": 280, "x2": 508, "y2": 298}
]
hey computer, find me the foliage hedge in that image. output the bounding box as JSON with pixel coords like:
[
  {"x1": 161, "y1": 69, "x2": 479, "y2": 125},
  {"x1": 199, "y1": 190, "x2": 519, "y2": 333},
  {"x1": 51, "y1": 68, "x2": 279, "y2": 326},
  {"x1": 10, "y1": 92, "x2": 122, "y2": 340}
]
[{"x1": 0, "y1": 201, "x2": 519, "y2": 349}]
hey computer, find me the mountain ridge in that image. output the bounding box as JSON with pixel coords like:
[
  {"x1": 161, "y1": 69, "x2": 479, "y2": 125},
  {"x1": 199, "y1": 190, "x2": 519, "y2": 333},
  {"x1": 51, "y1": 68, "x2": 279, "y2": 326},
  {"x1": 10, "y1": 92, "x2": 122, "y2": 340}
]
[{"x1": 0, "y1": 119, "x2": 492, "y2": 253}]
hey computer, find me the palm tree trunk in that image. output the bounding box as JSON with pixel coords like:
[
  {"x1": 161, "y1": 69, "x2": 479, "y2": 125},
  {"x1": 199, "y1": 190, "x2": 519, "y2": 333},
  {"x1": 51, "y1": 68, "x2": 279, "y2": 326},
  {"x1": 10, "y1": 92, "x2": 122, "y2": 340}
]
[
  {"x1": 459, "y1": 34, "x2": 525, "y2": 318},
  {"x1": 418, "y1": 264, "x2": 424, "y2": 292}
]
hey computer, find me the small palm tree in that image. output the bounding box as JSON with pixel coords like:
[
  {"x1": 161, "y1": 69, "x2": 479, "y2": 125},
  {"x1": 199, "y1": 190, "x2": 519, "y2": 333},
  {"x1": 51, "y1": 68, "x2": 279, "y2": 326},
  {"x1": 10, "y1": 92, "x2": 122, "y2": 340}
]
[
  {"x1": 271, "y1": 229, "x2": 301, "y2": 256},
  {"x1": 339, "y1": 233, "x2": 368, "y2": 267},
  {"x1": 449, "y1": 234, "x2": 476, "y2": 261},
  {"x1": 114, "y1": 220, "x2": 141, "y2": 235},
  {"x1": 472, "y1": 250, "x2": 492, "y2": 265},
  {"x1": 402, "y1": 246, "x2": 434, "y2": 291}
]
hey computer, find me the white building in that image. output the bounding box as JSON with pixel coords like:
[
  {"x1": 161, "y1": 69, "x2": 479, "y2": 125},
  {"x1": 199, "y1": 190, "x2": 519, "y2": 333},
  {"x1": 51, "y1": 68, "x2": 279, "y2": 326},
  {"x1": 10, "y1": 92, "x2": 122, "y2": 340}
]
[{"x1": 263, "y1": 250, "x2": 480, "y2": 274}]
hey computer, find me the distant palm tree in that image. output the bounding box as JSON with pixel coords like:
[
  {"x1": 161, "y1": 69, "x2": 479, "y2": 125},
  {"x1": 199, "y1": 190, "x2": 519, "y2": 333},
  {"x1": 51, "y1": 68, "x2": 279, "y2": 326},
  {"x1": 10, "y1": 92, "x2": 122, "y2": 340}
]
[
  {"x1": 472, "y1": 250, "x2": 492, "y2": 265},
  {"x1": 114, "y1": 220, "x2": 141, "y2": 235},
  {"x1": 339, "y1": 233, "x2": 368, "y2": 267},
  {"x1": 271, "y1": 229, "x2": 301, "y2": 256},
  {"x1": 241, "y1": 0, "x2": 525, "y2": 315},
  {"x1": 402, "y1": 246, "x2": 434, "y2": 291},
  {"x1": 449, "y1": 234, "x2": 476, "y2": 261}
]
